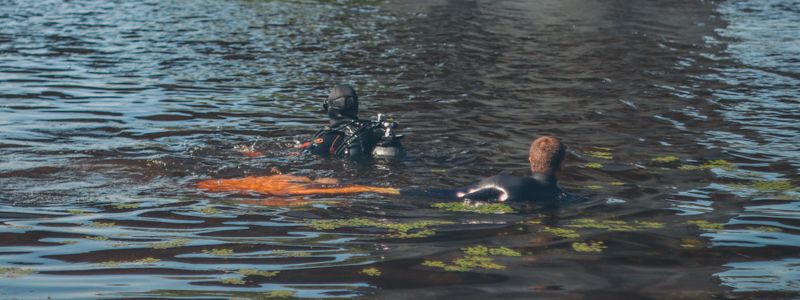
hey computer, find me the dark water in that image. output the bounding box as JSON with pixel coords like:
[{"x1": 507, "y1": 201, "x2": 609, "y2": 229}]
[{"x1": 1, "y1": 0, "x2": 799, "y2": 298}]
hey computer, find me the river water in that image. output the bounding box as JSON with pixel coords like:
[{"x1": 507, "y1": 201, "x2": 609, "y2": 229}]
[{"x1": 1, "y1": 0, "x2": 799, "y2": 299}]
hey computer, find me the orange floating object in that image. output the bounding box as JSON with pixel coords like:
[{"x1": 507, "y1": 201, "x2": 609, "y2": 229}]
[{"x1": 197, "y1": 174, "x2": 399, "y2": 196}]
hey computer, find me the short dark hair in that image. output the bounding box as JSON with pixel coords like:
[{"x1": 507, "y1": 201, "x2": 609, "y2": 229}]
[{"x1": 529, "y1": 136, "x2": 566, "y2": 175}]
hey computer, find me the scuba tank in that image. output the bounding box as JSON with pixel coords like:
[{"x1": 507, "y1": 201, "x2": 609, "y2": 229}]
[{"x1": 371, "y1": 113, "x2": 405, "y2": 158}]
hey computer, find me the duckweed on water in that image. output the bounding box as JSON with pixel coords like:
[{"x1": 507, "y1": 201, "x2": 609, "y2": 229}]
[
  {"x1": 541, "y1": 227, "x2": 580, "y2": 238},
  {"x1": 585, "y1": 184, "x2": 604, "y2": 190},
  {"x1": 610, "y1": 181, "x2": 626, "y2": 186},
  {"x1": 66, "y1": 209, "x2": 88, "y2": 215},
  {"x1": 1, "y1": 267, "x2": 35, "y2": 278},
  {"x1": 586, "y1": 151, "x2": 613, "y2": 160},
  {"x1": 262, "y1": 290, "x2": 295, "y2": 298},
  {"x1": 88, "y1": 222, "x2": 115, "y2": 228},
  {"x1": 270, "y1": 250, "x2": 311, "y2": 257},
  {"x1": 687, "y1": 220, "x2": 725, "y2": 230},
  {"x1": 747, "y1": 226, "x2": 782, "y2": 232},
  {"x1": 115, "y1": 203, "x2": 140, "y2": 209},
  {"x1": 84, "y1": 236, "x2": 109, "y2": 241},
  {"x1": 151, "y1": 238, "x2": 190, "y2": 249},
  {"x1": 360, "y1": 267, "x2": 381, "y2": 277},
  {"x1": 238, "y1": 269, "x2": 279, "y2": 277},
  {"x1": 680, "y1": 238, "x2": 704, "y2": 249},
  {"x1": 572, "y1": 241, "x2": 606, "y2": 252},
  {"x1": 679, "y1": 159, "x2": 734, "y2": 171},
  {"x1": 134, "y1": 257, "x2": 161, "y2": 264},
  {"x1": 652, "y1": 155, "x2": 680, "y2": 163},
  {"x1": 197, "y1": 207, "x2": 221, "y2": 214},
  {"x1": 203, "y1": 248, "x2": 234, "y2": 256},
  {"x1": 422, "y1": 245, "x2": 521, "y2": 272},
  {"x1": 566, "y1": 219, "x2": 664, "y2": 231},
  {"x1": 584, "y1": 162, "x2": 604, "y2": 169},
  {"x1": 309, "y1": 218, "x2": 453, "y2": 239},
  {"x1": 748, "y1": 180, "x2": 794, "y2": 192},
  {"x1": 431, "y1": 202, "x2": 514, "y2": 214},
  {"x1": 219, "y1": 277, "x2": 246, "y2": 285}
]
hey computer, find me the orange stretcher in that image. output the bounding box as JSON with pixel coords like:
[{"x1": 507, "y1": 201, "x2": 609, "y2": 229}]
[{"x1": 197, "y1": 174, "x2": 399, "y2": 196}]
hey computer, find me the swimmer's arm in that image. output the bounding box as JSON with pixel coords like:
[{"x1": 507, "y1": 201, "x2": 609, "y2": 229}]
[{"x1": 456, "y1": 178, "x2": 508, "y2": 202}]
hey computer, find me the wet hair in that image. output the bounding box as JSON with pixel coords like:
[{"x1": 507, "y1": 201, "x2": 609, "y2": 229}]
[
  {"x1": 529, "y1": 136, "x2": 566, "y2": 176},
  {"x1": 324, "y1": 84, "x2": 359, "y2": 119}
]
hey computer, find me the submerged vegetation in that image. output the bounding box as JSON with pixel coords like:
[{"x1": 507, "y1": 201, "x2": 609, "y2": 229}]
[
  {"x1": 422, "y1": 245, "x2": 521, "y2": 272},
  {"x1": 729, "y1": 180, "x2": 795, "y2": 192},
  {"x1": 0, "y1": 267, "x2": 35, "y2": 278},
  {"x1": 360, "y1": 267, "x2": 381, "y2": 277},
  {"x1": 584, "y1": 162, "x2": 604, "y2": 169},
  {"x1": 687, "y1": 220, "x2": 725, "y2": 231},
  {"x1": 151, "y1": 239, "x2": 191, "y2": 249},
  {"x1": 238, "y1": 269, "x2": 279, "y2": 278},
  {"x1": 651, "y1": 155, "x2": 680, "y2": 163},
  {"x1": 431, "y1": 202, "x2": 514, "y2": 214}
]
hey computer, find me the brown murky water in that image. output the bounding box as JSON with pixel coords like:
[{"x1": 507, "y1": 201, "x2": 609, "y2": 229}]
[{"x1": 1, "y1": 0, "x2": 799, "y2": 299}]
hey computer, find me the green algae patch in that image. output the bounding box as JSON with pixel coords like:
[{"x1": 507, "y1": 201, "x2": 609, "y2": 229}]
[
  {"x1": 747, "y1": 226, "x2": 782, "y2": 233},
  {"x1": 203, "y1": 248, "x2": 234, "y2": 256},
  {"x1": 84, "y1": 236, "x2": 109, "y2": 241},
  {"x1": 88, "y1": 222, "x2": 115, "y2": 228},
  {"x1": 584, "y1": 162, "x2": 603, "y2": 169},
  {"x1": 431, "y1": 202, "x2": 514, "y2": 214},
  {"x1": 680, "y1": 238, "x2": 704, "y2": 249},
  {"x1": 748, "y1": 180, "x2": 794, "y2": 192},
  {"x1": 115, "y1": 203, "x2": 140, "y2": 210},
  {"x1": 585, "y1": 184, "x2": 604, "y2": 190},
  {"x1": 360, "y1": 267, "x2": 381, "y2": 277},
  {"x1": 610, "y1": 181, "x2": 626, "y2": 186},
  {"x1": 262, "y1": 290, "x2": 295, "y2": 298},
  {"x1": 309, "y1": 218, "x2": 453, "y2": 239},
  {"x1": 270, "y1": 250, "x2": 311, "y2": 257},
  {"x1": 572, "y1": 241, "x2": 606, "y2": 252},
  {"x1": 134, "y1": 257, "x2": 161, "y2": 264},
  {"x1": 239, "y1": 269, "x2": 279, "y2": 278},
  {"x1": 679, "y1": 159, "x2": 734, "y2": 171},
  {"x1": 151, "y1": 238, "x2": 190, "y2": 249},
  {"x1": 1, "y1": 267, "x2": 35, "y2": 278},
  {"x1": 219, "y1": 277, "x2": 246, "y2": 285},
  {"x1": 463, "y1": 245, "x2": 521, "y2": 257},
  {"x1": 687, "y1": 220, "x2": 725, "y2": 231},
  {"x1": 541, "y1": 227, "x2": 580, "y2": 238},
  {"x1": 652, "y1": 155, "x2": 680, "y2": 163},
  {"x1": 67, "y1": 209, "x2": 89, "y2": 215},
  {"x1": 586, "y1": 151, "x2": 613, "y2": 160},
  {"x1": 198, "y1": 206, "x2": 221, "y2": 214},
  {"x1": 566, "y1": 219, "x2": 664, "y2": 232},
  {"x1": 422, "y1": 245, "x2": 521, "y2": 272}
]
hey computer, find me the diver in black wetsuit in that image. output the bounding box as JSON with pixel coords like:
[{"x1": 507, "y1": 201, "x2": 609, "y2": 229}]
[
  {"x1": 455, "y1": 136, "x2": 566, "y2": 204},
  {"x1": 298, "y1": 85, "x2": 404, "y2": 160}
]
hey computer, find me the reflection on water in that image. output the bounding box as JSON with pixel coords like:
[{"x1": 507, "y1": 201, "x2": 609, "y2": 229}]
[{"x1": 1, "y1": 0, "x2": 799, "y2": 298}]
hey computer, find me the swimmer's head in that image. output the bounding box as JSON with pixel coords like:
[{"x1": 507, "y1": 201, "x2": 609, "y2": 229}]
[
  {"x1": 529, "y1": 136, "x2": 566, "y2": 177},
  {"x1": 324, "y1": 84, "x2": 359, "y2": 119}
]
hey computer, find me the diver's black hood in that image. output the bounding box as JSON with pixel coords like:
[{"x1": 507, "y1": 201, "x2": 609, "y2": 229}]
[{"x1": 324, "y1": 85, "x2": 359, "y2": 120}]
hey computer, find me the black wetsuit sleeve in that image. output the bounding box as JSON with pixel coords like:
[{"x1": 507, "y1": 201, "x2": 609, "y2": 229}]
[{"x1": 456, "y1": 176, "x2": 507, "y2": 202}]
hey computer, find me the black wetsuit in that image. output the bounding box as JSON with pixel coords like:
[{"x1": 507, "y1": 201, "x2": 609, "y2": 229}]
[
  {"x1": 304, "y1": 117, "x2": 385, "y2": 160},
  {"x1": 455, "y1": 173, "x2": 562, "y2": 203}
]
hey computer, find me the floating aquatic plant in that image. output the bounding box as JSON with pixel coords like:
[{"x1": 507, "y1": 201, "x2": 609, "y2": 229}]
[
  {"x1": 679, "y1": 238, "x2": 704, "y2": 249},
  {"x1": 197, "y1": 206, "x2": 221, "y2": 214},
  {"x1": 585, "y1": 185, "x2": 604, "y2": 190},
  {"x1": 584, "y1": 163, "x2": 604, "y2": 169},
  {"x1": 431, "y1": 202, "x2": 514, "y2": 214},
  {"x1": 151, "y1": 238, "x2": 190, "y2": 249},
  {"x1": 566, "y1": 219, "x2": 664, "y2": 232},
  {"x1": 586, "y1": 151, "x2": 613, "y2": 160},
  {"x1": 238, "y1": 269, "x2": 279, "y2": 277},
  {"x1": 679, "y1": 159, "x2": 734, "y2": 171},
  {"x1": 219, "y1": 277, "x2": 246, "y2": 285},
  {"x1": 747, "y1": 226, "x2": 782, "y2": 233},
  {"x1": 270, "y1": 250, "x2": 311, "y2": 257},
  {"x1": 748, "y1": 180, "x2": 794, "y2": 192},
  {"x1": 541, "y1": 227, "x2": 580, "y2": 238},
  {"x1": 309, "y1": 218, "x2": 453, "y2": 239},
  {"x1": 88, "y1": 222, "x2": 115, "y2": 228},
  {"x1": 262, "y1": 290, "x2": 295, "y2": 298},
  {"x1": 84, "y1": 236, "x2": 109, "y2": 241},
  {"x1": 203, "y1": 248, "x2": 234, "y2": 256},
  {"x1": 610, "y1": 181, "x2": 626, "y2": 186},
  {"x1": 67, "y1": 209, "x2": 88, "y2": 215},
  {"x1": 687, "y1": 220, "x2": 724, "y2": 230},
  {"x1": 572, "y1": 241, "x2": 606, "y2": 252},
  {"x1": 134, "y1": 257, "x2": 161, "y2": 264},
  {"x1": 421, "y1": 245, "x2": 521, "y2": 272},
  {"x1": 651, "y1": 155, "x2": 680, "y2": 163},
  {"x1": 360, "y1": 267, "x2": 381, "y2": 277},
  {"x1": 100, "y1": 261, "x2": 122, "y2": 267},
  {"x1": 0, "y1": 267, "x2": 35, "y2": 278},
  {"x1": 115, "y1": 203, "x2": 140, "y2": 209}
]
